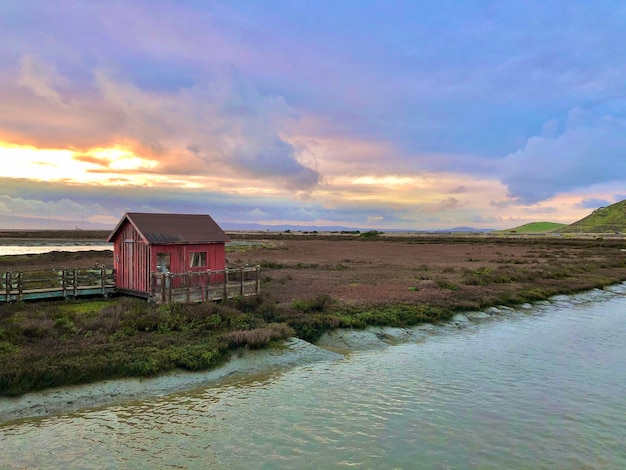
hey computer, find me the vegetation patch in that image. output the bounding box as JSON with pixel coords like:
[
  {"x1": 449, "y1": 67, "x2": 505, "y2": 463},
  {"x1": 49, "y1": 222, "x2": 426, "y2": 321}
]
[
  {"x1": 494, "y1": 222, "x2": 566, "y2": 234},
  {"x1": 558, "y1": 199, "x2": 626, "y2": 234},
  {"x1": 0, "y1": 296, "x2": 295, "y2": 396},
  {"x1": 2, "y1": 234, "x2": 626, "y2": 397}
]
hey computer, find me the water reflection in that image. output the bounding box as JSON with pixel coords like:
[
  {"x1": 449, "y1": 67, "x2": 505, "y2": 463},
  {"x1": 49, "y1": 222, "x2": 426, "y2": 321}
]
[
  {"x1": 1, "y1": 289, "x2": 625, "y2": 469},
  {"x1": 0, "y1": 241, "x2": 112, "y2": 256}
]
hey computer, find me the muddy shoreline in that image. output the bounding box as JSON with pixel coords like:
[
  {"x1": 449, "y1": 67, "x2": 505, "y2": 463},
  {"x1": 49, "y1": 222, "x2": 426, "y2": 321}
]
[
  {"x1": 2, "y1": 282, "x2": 624, "y2": 424},
  {"x1": 0, "y1": 338, "x2": 343, "y2": 424}
]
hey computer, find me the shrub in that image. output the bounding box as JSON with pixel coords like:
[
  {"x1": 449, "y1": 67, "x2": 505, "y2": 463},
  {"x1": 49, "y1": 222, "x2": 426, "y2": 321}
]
[
  {"x1": 292, "y1": 294, "x2": 333, "y2": 313},
  {"x1": 222, "y1": 323, "x2": 294, "y2": 349},
  {"x1": 286, "y1": 314, "x2": 340, "y2": 343},
  {"x1": 360, "y1": 230, "x2": 381, "y2": 240},
  {"x1": 258, "y1": 260, "x2": 284, "y2": 269},
  {"x1": 435, "y1": 279, "x2": 459, "y2": 291}
]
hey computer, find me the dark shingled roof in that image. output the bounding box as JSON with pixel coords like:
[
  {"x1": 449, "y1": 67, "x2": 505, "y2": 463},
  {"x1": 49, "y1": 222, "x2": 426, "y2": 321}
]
[{"x1": 107, "y1": 213, "x2": 231, "y2": 244}]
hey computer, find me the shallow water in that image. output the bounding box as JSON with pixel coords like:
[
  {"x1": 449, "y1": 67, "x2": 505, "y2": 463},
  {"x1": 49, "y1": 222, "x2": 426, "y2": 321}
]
[
  {"x1": 0, "y1": 241, "x2": 112, "y2": 256},
  {"x1": 1, "y1": 287, "x2": 625, "y2": 469}
]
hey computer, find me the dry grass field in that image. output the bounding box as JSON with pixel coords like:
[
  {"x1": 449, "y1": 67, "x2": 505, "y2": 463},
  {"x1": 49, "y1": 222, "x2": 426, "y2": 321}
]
[
  {"x1": 228, "y1": 235, "x2": 626, "y2": 309},
  {"x1": 2, "y1": 234, "x2": 626, "y2": 309}
]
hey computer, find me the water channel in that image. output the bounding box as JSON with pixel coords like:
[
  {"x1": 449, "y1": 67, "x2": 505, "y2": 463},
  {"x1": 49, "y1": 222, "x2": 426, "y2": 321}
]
[
  {"x1": 0, "y1": 240, "x2": 112, "y2": 256},
  {"x1": 1, "y1": 284, "x2": 625, "y2": 469}
]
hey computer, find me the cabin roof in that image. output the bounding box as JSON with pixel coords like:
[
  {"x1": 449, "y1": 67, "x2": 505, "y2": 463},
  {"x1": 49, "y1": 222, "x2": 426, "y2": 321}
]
[{"x1": 106, "y1": 212, "x2": 231, "y2": 244}]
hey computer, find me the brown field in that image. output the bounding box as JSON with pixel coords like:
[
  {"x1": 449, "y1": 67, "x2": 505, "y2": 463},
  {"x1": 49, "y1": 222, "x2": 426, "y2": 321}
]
[
  {"x1": 0, "y1": 230, "x2": 111, "y2": 240},
  {"x1": 227, "y1": 235, "x2": 626, "y2": 309},
  {"x1": 0, "y1": 250, "x2": 113, "y2": 272},
  {"x1": 4, "y1": 233, "x2": 624, "y2": 308}
]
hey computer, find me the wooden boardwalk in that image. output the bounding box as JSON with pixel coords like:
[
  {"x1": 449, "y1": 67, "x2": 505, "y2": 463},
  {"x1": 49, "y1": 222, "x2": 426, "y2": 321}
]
[
  {"x1": 1, "y1": 268, "x2": 115, "y2": 302},
  {"x1": 0, "y1": 266, "x2": 260, "y2": 304}
]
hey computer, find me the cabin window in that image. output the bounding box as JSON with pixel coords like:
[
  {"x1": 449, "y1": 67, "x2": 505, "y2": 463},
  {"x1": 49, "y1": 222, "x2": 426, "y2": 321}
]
[
  {"x1": 157, "y1": 253, "x2": 171, "y2": 273},
  {"x1": 190, "y1": 252, "x2": 207, "y2": 268}
]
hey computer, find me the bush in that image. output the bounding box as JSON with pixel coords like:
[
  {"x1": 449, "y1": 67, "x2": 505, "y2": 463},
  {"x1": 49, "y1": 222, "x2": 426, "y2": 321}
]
[
  {"x1": 287, "y1": 314, "x2": 340, "y2": 343},
  {"x1": 360, "y1": 230, "x2": 381, "y2": 240},
  {"x1": 292, "y1": 294, "x2": 333, "y2": 313},
  {"x1": 222, "y1": 323, "x2": 294, "y2": 349}
]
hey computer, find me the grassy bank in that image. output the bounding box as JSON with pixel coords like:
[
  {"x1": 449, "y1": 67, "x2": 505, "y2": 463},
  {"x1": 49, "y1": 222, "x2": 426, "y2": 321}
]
[
  {"x1": 0, "y1": 296, "x2": 294, "y2": 396},
  {"x1": 2, "y1": 236, "x2": 626, "y2": 396}
]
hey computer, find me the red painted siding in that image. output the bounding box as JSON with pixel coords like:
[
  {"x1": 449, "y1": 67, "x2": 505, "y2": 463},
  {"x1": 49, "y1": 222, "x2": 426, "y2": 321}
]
[
  {"x1": 111, "y1": 219, "x2": 227, "y2": 296},
  {"x1": 149, "y1": 243, "x2": 225, "y2": 273},
  {"x1": 113, "y1": 222, "x2": 151, "y2": 292}
]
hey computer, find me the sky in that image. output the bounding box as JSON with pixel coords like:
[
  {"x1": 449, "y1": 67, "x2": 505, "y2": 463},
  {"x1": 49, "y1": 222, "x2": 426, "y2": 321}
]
[{"x1": 1, "y1": 0, "x2": 625, "y2": 230}]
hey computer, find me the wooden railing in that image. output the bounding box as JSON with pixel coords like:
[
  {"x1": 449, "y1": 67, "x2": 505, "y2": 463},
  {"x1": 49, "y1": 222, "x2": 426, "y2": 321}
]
[
  {"x1": 0, "y1": 268, "x2": 115, "y2": 302},
  {"x1": 150, "y1": 266, "x2": 261, "y2": 304}
]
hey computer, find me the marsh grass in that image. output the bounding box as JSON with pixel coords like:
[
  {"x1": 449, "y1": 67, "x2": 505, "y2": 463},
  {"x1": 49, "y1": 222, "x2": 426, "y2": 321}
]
[
  {"x1": 2, "y1": 235, "x2": 626, "y2": 396},
  {"x1": 0, "y1": 295, "x2": 295, "y2": 396}
]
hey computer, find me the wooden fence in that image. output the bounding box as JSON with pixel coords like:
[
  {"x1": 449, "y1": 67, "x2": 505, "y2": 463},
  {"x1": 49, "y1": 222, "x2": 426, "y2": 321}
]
[
  {"x1": 0, "y1": 268, "x2": 115, "y2": 302},
  {"x1": 0, "y1": 266, "x2": 260, "y2": 304},
  {"x1": 150, "y1": 266, "x2": 261, "y2": 304}
]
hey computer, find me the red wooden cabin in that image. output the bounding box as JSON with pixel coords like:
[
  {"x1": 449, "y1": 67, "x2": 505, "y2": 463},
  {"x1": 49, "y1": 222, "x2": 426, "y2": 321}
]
[{"x1": 107, "y1": 212, "x2": 231, "y2": 298}]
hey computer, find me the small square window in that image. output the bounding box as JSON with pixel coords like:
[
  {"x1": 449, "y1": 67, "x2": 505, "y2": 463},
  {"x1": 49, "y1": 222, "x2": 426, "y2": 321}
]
[{"x1": 190, "y1": 252, "x2": 207, "y2": 267}]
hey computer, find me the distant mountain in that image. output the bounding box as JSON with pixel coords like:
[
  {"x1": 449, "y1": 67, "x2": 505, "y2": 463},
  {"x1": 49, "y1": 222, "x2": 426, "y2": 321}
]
[
  {"x1": 221, "y1": 223, "x2": 495, "y2": 233},
  {"x1": 0, "y1": 215, "x2": 496, "y2": 234},
  {"x1": 558, "y1": 199, "x2": 626, "y2": 234}
]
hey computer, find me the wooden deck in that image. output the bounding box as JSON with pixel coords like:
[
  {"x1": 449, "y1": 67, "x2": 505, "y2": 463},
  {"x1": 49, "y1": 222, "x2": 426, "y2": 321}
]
[
  {"x1": 0, "y1": 266, "x2": 260, "y2": 304},
  {"x1": 1, "y1": 268, "x2": 115, "y2": 302},
  {"x1": 149, "y1": 266, "x2": 261, "y2": 304}
]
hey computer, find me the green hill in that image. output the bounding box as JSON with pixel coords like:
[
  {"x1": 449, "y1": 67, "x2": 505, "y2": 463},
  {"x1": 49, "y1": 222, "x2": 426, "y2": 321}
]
[
  {"x1": 559, "y1": 199, "x2": 626, "y2": 234},
  {"x1": 495, "y1": 221, "x2": 566, "y2": 234}
]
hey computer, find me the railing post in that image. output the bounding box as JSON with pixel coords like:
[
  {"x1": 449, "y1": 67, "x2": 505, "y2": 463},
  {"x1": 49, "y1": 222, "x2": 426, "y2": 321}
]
[
  {"x1": 17, "y1": 272, "x2": 23, "y2": 301},
  {"x1": 167, "y1": 273, "x2": 172, "y2": 304},
  {"x1": 101, "y1": 268, "x2": 106, "y2": 296},
  {"x1": 161, "y1": 273, "x2": 166, "y2": 303},
  {"x1": 5, "y1": 272, "x2": 11, "y2": 301},
  {"x1": 205, "y1": 269, "x2": 211, "y2": 300},
  {"x1": 62, "y1": 270, "x2": 67, "y2": 297},
  {"x1": 223, "y1": 268, "x2": 228, "y2": 300},
  {"x1": 73, "y1": 270, "x2": 78, "y2": 297},
  {"x1": 256, "y1": 265, "x2": 260, "y2": 294},
  {"x1": 240, "y1": 267, "x2": 244, "y2": 296},
  {"x1": 149, "y1": 273, "x2": 154, "y2": 301},
  {"x1": 201, "y1": 270, "x2": 206, "y2": 302},
  {"x1": 185, "y1": 273, "x2": 190, "y2": 303}
]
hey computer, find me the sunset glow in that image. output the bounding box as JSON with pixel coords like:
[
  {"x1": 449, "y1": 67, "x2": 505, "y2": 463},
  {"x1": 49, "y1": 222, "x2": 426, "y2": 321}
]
[
  {"x1": 0, "y1": 143, "x2": 161, "y2": 184},
  {"x1": 1, "y1": 2, "x2": 625, "y2": 230}
]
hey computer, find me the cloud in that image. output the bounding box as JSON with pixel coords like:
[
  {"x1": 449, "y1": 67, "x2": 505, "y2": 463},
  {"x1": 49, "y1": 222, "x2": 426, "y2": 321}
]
[
  {"x1": 245, "y1": 208, "x2": 269, "y2": 219},
  {"x1": 18, "y1": 55, "x2": 66, "y2": 104},
  {"x1": 0, "y1": 192, "x2": 107, "y2": 222},
  {"x1": 577, "y1": 197, "x2": 612, "y2": 209},
  {"x1": 522, "y1": 206, "x2": 558, "y2": 215},
  {"x1": 3, "y1": 2, "x2": 626, "y2": 230},
  {"x1": 489, "y1": 199, "x2": 515, "y2": 209},
  {"x1": 501, "y1": 112, "x2": 626, "y2": 204},
  {"x1": 450, "y1": 186, "x2": 467, "y2": 194},
  {"x1": 3, "y1": 55, "x2": 320, "y2": 191},
  {"x1": 95, "y1": 69, "x2": 321, "y2": 189},
  {"x1": 439, "y1": 197, "x2": 462, "y2": 211}
]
